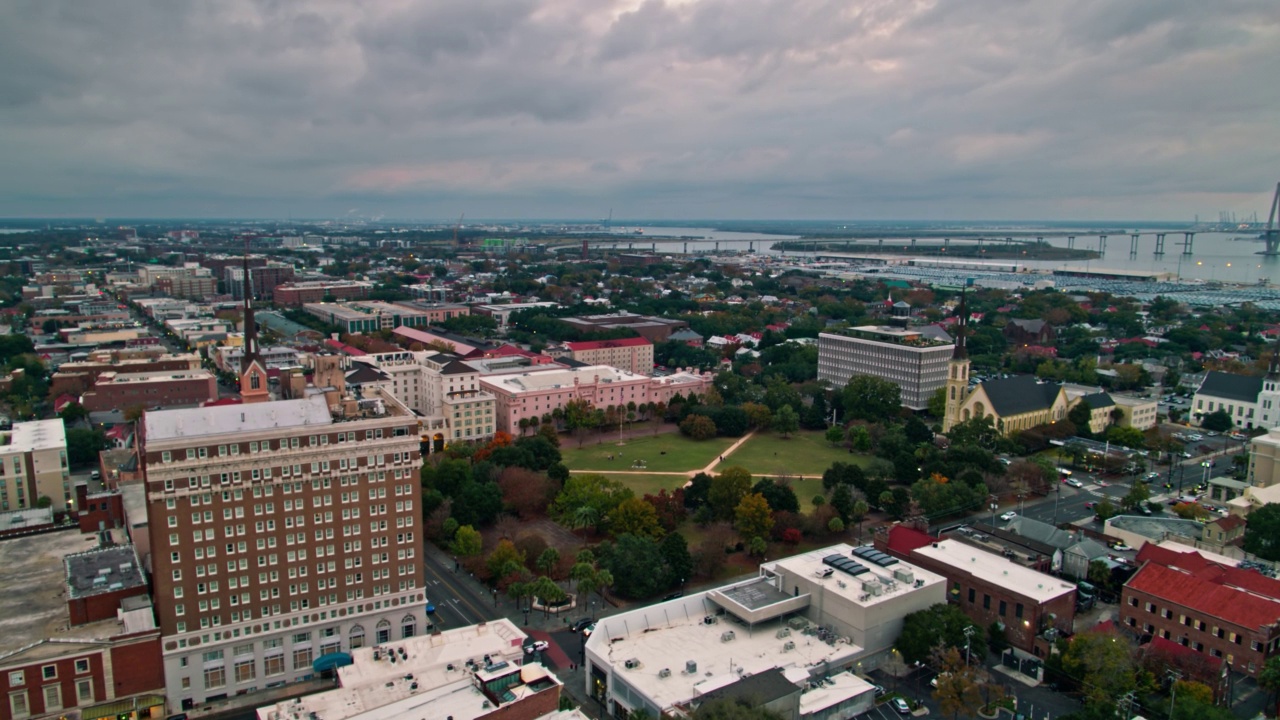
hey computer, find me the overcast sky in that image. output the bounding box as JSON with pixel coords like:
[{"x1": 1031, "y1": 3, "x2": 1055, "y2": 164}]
[{"x1": 2, "y1": 0, "x2": 1279, "y2": 221}]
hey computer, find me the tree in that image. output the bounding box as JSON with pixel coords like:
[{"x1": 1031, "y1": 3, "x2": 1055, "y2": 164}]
[
  {"x1": 66, "y1": 428, "x2": 108, "y2": 466},
  {"x1": 1244, "y1": 503, "x2": 1280, "y2": 560},
  {"x1": 1200, "y1": 408, "x2": 1233, "y2": 432},
  {"x1": 1068, "y1": 401, "x2": 1095, "y2": 438},
  {"x1": 772, "y1": 405, "x2": 799, "y2": 438},
  {"x1": 1104, "y1": 425, "x2": 1146, "y2": 449},
  {"x1": 58, "y1": 401, "x2": 87, "y2": 425},
  {"x1": 742, "y1": 402, "x2": 772, "y2": 430},
  {"x1": 679, "y1": 414, "x2": 718, "y2": 440},
  {"x1": 535, "y1": 547, "x2": 561, "y2": 579},
  {"x1": 452, "y1": 481, "x2": 504, "y2": 527},
  {"x1": 897, "y1": 604, "x2": 986, "y2": 665},
  {"x1": 928, "y1": 387, "x2": 947, "y2": 418},
  {"x1": 842, "y1": 375, "x2": 902, "y2": 422},
  {"x1": 451, "y1": 525, "x2": 483, "y2": 558},
  {"x1": 486, "y1": 539, "x2": 527, "y2": 580},
  {"x1": 659, "y1": 532, "x2": 693, "y2": 589},
  {"x1": 1120, "y1": 481, "x2": 1150, "y2": 512},
  {"x1": 609, "y1": 497, "x2": 664, "y2": 539},
  {"x1": 851, "y1": 500, "x2": 870, "y2": 542},
  {"x1": 497, "y1": 467, "x2": 554, "y2": 516},
  {"x1": 1060, "y1": 629, "x2": 1139, "y2": 708},
  {"x1": 708, "y1": 467, "x2": 752, "y2": 521},
  {"x1": 752, "y1": 477, "x2": 799, "y2": 513},
  {"x1": 1259, "y1": 655, "x2": 1280, "y2": 719},
  {"x1": 644, "y1": 488, "x2": 687, "y2": 531},
  {"x1": 551, "y1": 473, "x2": 634, "y2": 531},
  {"x1": 734, "y1": 493, "x2": 774, "y2": 540},
  {"x1": 931, "y1": 647, "x2": 985, "y2": 720},
  {"x1": 825, "y1": 426, "x2": 845, "y2": 446},
  {"x1": 601, "y1": 534, "x2": 666, "y2": 599},
  {"x1": 830, "y1": 483, "x2": 855, "y2": 522},
  {"x1": 563, "y1": 398, "x2": 598, "y2": 447}
]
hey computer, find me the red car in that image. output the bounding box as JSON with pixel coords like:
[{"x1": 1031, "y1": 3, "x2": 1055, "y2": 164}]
[{"x1": 1084, "y1": 501, "x2": 1096, "y2": 509}]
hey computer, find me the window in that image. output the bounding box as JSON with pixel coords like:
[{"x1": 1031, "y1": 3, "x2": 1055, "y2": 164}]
[
  {"x1": 349, "y1": 625, "x2": 365, "y2": 649},
  {"x1": 7, "y1": 672, "x2": 22, "y2": 687},
  {"x1": 76, "y1": 680, "x2": 93, "y2": 703},
  {"x1": 999, "y1": 600, "x2": 1007, "y2": 617},
  {"x1": 42, "y1": 685, "x2": 61, "y2": 711},
  {"x1": 264, "y1": 655, "x2": 285, "y2": 677},
  {"x1": 9, "y1": 691, "x2": 28, "y2": 719},
  {"x1": 291, "y1": 647, "x2": 312, "y2": 671},
  {"x1": 74, "y1": 659, "x2": 89, "y2": 674},
  {"x1": 203, "y1": 666, "x2": 226, "y2": 690},
  {"x1": 1015, "y1": 603, "x2": 1024, "y2": 619},
  {"x1": 376, "y1": 620, "x2": 391, "y2": 644},
  {"x1": 40, "y1": 666, "x2": 56, "y2": 681},
  {"x1": 967, "y1": 588, "x2": 975, "y2": 603},
  {"x1": 401, "y1": 615, "x2": 416, "y2": 639},
  {"x1": 234, "y1": 660, "x2": 255, "y2": 683},
  {"x1": 983, "y1": 594, "x2": 991, "y2": 610}
]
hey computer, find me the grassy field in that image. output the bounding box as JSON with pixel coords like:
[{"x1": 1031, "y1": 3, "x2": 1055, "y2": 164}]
[
  {"x1": 584, "y1": 472, "x2": 692, "y2": 496},
  {"x1": 561, "y1": 433, "x2": 735, "y2": 473},
  {"x1": 724, "y1": 430, "x2": 869, "y2": 477}
]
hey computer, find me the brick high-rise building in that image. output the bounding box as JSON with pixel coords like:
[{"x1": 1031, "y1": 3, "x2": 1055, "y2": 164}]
[{"x1": 139, "y1": 270, "x2": 427, "y2": 708}]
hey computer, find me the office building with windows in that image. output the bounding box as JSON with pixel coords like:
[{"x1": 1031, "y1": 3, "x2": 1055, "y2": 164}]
[
  {"x1": 817, "y1": 327, "x2": 953, "y2": 410},
  {"x1": 0, "y1": 420, "x2": 71, "y2": 512}
]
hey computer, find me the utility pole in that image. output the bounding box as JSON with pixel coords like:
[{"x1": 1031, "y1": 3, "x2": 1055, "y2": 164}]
[
  {"x1": 1168, "y1": 669, "x2": 1183, "y2": 718},
  {"x1": 963, "y1": 625, "x2": 977, "y2": 666},
  {"x1": 1119, "y1": 690, "x2": 1138, "y2": 720}
]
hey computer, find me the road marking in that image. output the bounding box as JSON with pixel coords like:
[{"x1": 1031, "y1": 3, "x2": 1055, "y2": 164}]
[{"x1": 421, "y1": 557, "x2": 488, "y2": 624}]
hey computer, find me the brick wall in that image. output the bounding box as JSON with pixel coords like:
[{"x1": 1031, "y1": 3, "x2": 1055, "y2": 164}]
[
  {"x1": 108, "y1": 635, "x2": 165, "y2": 698},
  {"x1": 75, "y1": 486, "x2": 124, "y2": 533},
  {"x1": 476, "y1": 685, "x2": 560, "y2": 720},
  {"x1": 67, "y1": 585, "x2": 150, "y2": 627},
  {"x1": 80, "y1": 376, "x2": 216, "y2": 412},
  {"x1": 1119, "y1": 585, "x2": 1275, "y2": 676}
]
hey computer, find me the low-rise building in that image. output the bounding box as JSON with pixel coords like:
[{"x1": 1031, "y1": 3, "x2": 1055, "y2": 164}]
[
  {"x1": 547, "y1": 337, "x2": 654, "y2": 374},
  {"x1": 1191, "y1": 369, "x2": 1280, "y2": 429},
  {"x1": 50, "y1": 353, "x2": 203, "y2": 401},
  {"x1": 0, "y1": 530, "x2": 164, "y2": 720},
  {"x1": 558, "y1": 311, "x2": 688, "y2": 342},
  {"x1": 80, "y1": 370, "x2": 217, "y2": 414},
  {"x1": 817, "y1": 327, "x2": 953, "y2": 410},
  {"x1": 304, "y1": 302, "x2": 434, "y2": 334},
  {"x1": 1119, "y1": 544, "x2": 1280, "y2": 677},
  {"x1": 877, "y1": 526, "x2": 1076, "y2": 654},
  {"x1": 254, "y1": 620, "x2": 576, "y2": 720},
  {"x1": 947, "y1": 375, "x2": 1071, "y2": 437},
  {"x1": 0, "y1": 420, "x2": 71, "y2": 512},
  {"x1": 583, "y1": 544, "x2": 944, "y2": 720},
  {"x1": 1246, "y1": 426, "x2": 1280, "y2": 490},
  {"x1": 272, "y1": 280, "x2": 373, "y2": 307},
  {"x1": 480, "y1": 365, "x2": 709, "y2": 435},
  {"x1": 471, "y1": 302, "x2": 560, "y2": 329}
]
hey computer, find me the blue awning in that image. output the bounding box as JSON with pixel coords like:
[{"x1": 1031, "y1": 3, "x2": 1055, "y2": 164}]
[{"x1": 313, "y1": 652, "x2": 354, "y2": 673}]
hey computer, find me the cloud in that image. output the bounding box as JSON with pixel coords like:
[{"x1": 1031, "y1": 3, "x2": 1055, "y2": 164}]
[{"x1": 0, "y1": 0, "x2": 1277, "y2": 219}]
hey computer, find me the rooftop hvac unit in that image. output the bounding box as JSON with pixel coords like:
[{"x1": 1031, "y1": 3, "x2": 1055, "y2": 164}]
[
  {"x1": 703, "y1": 615, "x2": 718, "y2": 625},
  {"x1": 783, "y1": 641, "x2": 795, "y2": 652},
  {"x1": 915, "y1": 579, "x2": 925, "y2": 588},
  {"x1": 860, "y1": 580, "x2": 877, "y2": 593},
  {"x1": 721, "y1": 631, "x2": 736, "y2": 642},
  {"x1": 893, "y1": 569, "x2": 915, "y2": 584},
  {"x1": 788, "y1": 617, "x2": 808, "y2": 630},
  {"x1": 868, "y1": 583, "x2": 883, "y2": 597},
  {"x1": 776, "y1": 628, "x2": 791, "y2": 639},
  {"x1": 658, "y1": 668, "x2": 671, "y2": 679},
  {"x1": 624, "y1": 659, "x2": 641, "y2": 670},
  {"x1": 685, "y1": 661, "x2": 698, "y2": 674}
]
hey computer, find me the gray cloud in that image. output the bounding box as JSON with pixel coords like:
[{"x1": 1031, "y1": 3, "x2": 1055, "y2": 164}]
[{"x1": 0, "y1": 0, "x2": 1277, "y2": 220}]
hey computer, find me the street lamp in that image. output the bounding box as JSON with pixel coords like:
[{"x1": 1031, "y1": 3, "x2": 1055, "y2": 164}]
[
  {"x1": 989, "y1": 497, "x2": 998, "y2": 527},
  {"x1": 963, "y1": 625, "x2": 977, "y2": 666}
]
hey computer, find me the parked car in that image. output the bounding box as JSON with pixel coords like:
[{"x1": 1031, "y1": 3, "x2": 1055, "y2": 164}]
[
  {"x1": 999, "y1": 511, "x2": 1017, "y2": 522},
  {"x1": 570, "y1": 617, "x2": 594, "y2": 633},
  {"x1": 891, "y1": 697, "x2": 912, "y2": 715},
  {"x1": 1084, "y1": 501, "x2": 1095, "y2": 510}
]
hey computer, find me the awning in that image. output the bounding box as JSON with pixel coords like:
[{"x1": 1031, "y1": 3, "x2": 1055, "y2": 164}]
[
  {"x1": 81, "y1": 694, "x2": 166, "y2": 720},
  {"x1": 312, "y1": 652, "x2": 354, "y2": 673}
]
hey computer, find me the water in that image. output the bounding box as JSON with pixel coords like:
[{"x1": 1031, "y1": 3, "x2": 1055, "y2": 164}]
[{"x1": 598, "y1": 228, "x2": 1278, "y2": 284}]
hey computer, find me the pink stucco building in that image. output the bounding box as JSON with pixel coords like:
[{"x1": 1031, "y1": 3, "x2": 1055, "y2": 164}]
[{"x1": 478, "y1": 365, "x2": 711, "y2": 434}]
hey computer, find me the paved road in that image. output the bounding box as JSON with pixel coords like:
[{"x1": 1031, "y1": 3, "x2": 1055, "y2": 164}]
[{"x1": 420, "y1": 548, "x2": 502, "y2": 631}]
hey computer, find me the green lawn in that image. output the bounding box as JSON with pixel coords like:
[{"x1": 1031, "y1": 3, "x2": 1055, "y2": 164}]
[
  {"x1": 561, "y1": 433, "x2": 735, "y2": 473},
  {"x1": 585, "y1": 472, "x2": 692, "y2": 496},
  {"x1": 724, "y1": 430, "x2": 869, "y2": 477}
]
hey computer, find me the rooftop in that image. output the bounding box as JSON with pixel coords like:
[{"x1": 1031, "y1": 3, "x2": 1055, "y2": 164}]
[
  {"x1": 911, "y1": 540, "x2": 1076, "y2": 603},
  {"x1": 586, "y1": 594, "x2": 862, "y2": 713},
  {"x1": 5, "y1": 419, "x2": 67, "y2": 453},
  {"x1": 65, "y1": 544, "x2": 146, "y2": 600},
  {"x1": 0, "y1": 529, "x2": 147, "y2": 658},
  {"x1": 564, "y1": 337, "x2": 652, "y2": 351},
  {"x1": 761, "y1": 544, "x2": 947, "y2": 609},
  {"x1": 257, "y1": 619, "x2": 531, "y2": 720},
  {"x1": 1197, "y1": 371, "x2": 1263, "y2": 404},
  {"x1": 95, "y1": 369, "x2": 214, "y2": 384},
  {"x1": 143, "y1": 394, "x2": 333, "y2": 442},
  {"x1": 820, "y1": 327, "x2": 954, "y2": 348},
  {"x1": 482, "y1": 365, "x2": 648, "y2": 392},
  {"x1": 1127, "y1": 562, "x2": 1280, "y2": 631}
]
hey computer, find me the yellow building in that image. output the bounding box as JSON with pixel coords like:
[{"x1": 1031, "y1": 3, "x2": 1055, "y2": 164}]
[{"x1": 948, "y1": 375, "x2": 1071, "y2": 437}]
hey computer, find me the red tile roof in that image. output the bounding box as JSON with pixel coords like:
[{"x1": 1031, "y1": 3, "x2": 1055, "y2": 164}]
[
  {"x1": 1143, "y1": 635, "x2": 1222, "y2": 670},
  {"x1": 1128, "y1": 562, "x2": 1280, "y2": 631},
  {"x1": 565, "y1": 337, "x2": 651, "y2": 351},
  {"x1": 884, "y1": 525, "x2": 937, "y2": 557}
]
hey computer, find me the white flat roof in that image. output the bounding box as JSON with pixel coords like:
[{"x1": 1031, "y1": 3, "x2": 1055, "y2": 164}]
[
  {"x1": 8, "y1": 419, "x2": 67, "y2": 452},
  {"x1": 911, "y1": 540, "x2": 1075, "y2": 603},
  {"x1": 258, "y1": 619, "x2": 530, "y2": 720},
  {"x1": 98, "y1": 369, "x2": 213, "y2": 384},
  {"x1": 483, "y1": 365, "x2": 646, "y2": 392},
  {"x1": 143, "y1": 395, "x2": 332, "y2": 442},
  {"x1": 588, "y1": 596, "x2": 862, "y2": 713},
  {"x1": 798, "y1": 671, "x2": 875, "y2": 715},
  {"x1": 763, "y1": 544, "x2": 947, "y2": 608}
]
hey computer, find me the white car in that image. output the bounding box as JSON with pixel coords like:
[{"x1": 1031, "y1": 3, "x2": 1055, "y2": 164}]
[
  {"x1": 999, "y1": 511, "x2": 1017, "y2": 522},
  {"x1": 1066, "y1": 478, "x2": 1084, "y2": 488}
]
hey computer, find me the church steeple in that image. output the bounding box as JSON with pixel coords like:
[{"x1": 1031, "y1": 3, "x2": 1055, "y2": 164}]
[
  {"x1": 239, "y1": 239, "x2": 269, "y2": 404},
  {"x1": 943, "y1": 279, "x2": 973, "y2": 432},
  {"x1": 1269, "y1": 349, "x2": 1280, "y2": 381}
]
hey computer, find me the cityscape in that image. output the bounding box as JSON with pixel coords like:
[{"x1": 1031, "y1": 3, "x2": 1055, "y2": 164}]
[{"x1": 3, "y1": 4, "x2": 1280, "y2": 720}]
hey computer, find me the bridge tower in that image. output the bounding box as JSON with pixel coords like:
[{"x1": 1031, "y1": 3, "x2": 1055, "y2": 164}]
[
  {"x1": 1098, "y1": 235, "x2": 1107, "y2": 254},
  {"x1": 1263, "y1": 182, "x2": 1280, "y2": 256},
  {"x1": 1154, "y1": 233, "x2": 1166, "y2": 256},
  {"x1": 1181, "y1": 232, "x2": 1195, "y2": 255},
  {"x1": 1129, "y1": 234, "x2": 1140, "y2": 258}
]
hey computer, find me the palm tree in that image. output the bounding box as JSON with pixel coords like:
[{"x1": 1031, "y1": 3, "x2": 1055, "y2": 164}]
[
  {"x1": 852, "y1": 500, "x2": 870, "y2": 542},
  {"x1": 530, "y1": 576, "x2": 562, "y2": 618},
  {"x1": 536, "y1": 547, "x2": 561, "y2": 581},
  {"x1": 571, "y1": 506, "x2": 601, "y2": 536},
  {"x1": 518, "y1": 417, "x2": 531, "y2": 436},
  {"x1": 593, "y1": 568, "x2": 614, "y2": 603}
]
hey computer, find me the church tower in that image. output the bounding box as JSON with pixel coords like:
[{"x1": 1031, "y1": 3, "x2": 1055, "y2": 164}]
[
  {"x1": 238, "y1": 243, "x2": 270, "y2": 404},
  {"x1": 943, "y1": 280, "x2": 972, "y2": 432},
  {"x1": 1260, "y1": 350, "x2": 1280, "y2": 427}
]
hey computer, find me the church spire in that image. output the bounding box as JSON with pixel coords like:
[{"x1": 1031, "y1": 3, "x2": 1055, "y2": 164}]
[
  {"x1": 239, "y1": 238, "x2": 269, "y2": 403},
  {"x1": 952, "y1": 280, "x2": 970, "y2": 359},
  {"x1": 1270, "y1": 349, "x2": 1280, "y2": 380}
]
